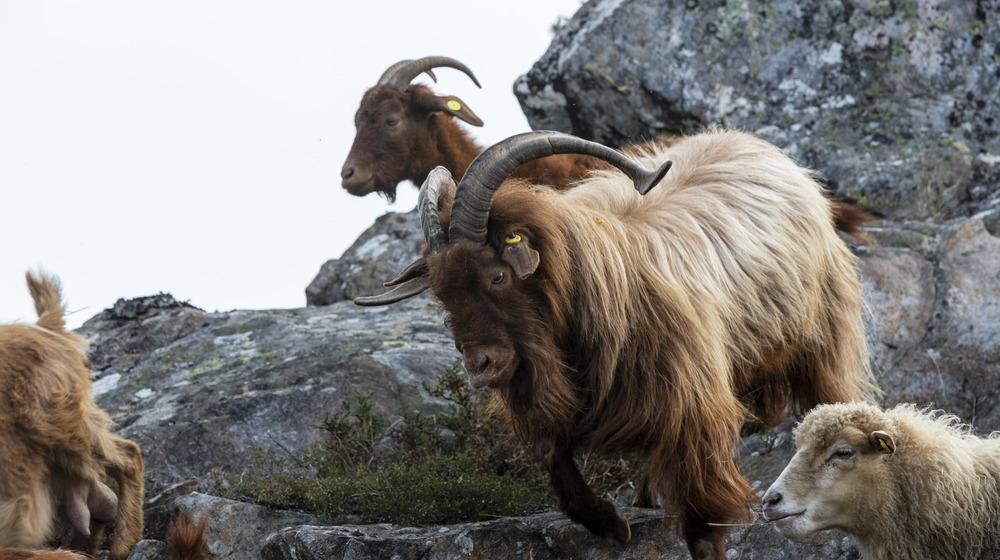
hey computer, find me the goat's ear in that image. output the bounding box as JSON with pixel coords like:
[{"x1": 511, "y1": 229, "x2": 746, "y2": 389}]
[
  {"x1": 412, "y1": 89, "x2": 484, "y2": 127},
  {"x1": 501, "y1": 234, "x2": 540, "y2": 279},
  {"x1": 436, "y1": 95, "x2": 483, "y2": 127},
  {"x1": 353, "y1": 257, "x2": 431, "y2": 306},
  {"x1": 869, "y1": 430, "x2": 896, "y2": 454}
]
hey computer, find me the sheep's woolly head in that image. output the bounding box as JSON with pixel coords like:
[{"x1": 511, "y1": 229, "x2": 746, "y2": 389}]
[{"x1": 761, "y1": 402, "x2": 900, "y2": 540}]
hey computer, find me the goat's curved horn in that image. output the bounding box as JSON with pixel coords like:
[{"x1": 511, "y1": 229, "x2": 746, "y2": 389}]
[
  {"x1": 448, "y1": 131, "x2": 673, "y2": 245},
  {"x1": 376, "y1": 59, "x2": 437, "y2": 86},
  {"x1": 419, "y1": 166, "x2": 451, "y2": 253},
  {"x1": 353, "y1": 277, "x2": 430, "y2": 307},
  {"x1": 376, "y1": 56, "x2": 481, "y2": 91}
]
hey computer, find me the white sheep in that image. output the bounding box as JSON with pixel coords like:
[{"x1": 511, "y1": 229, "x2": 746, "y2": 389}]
[{"x1": 763, "y1": 401, "x2": 1000, "y2": 559}]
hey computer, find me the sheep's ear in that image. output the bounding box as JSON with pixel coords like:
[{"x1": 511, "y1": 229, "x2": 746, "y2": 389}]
[
  {"x1": 869, "y1": 431, "x2": 896, "y2": 454},
  {"x1": 501, "y1": 233, "x2": 539, "y2": 279}
]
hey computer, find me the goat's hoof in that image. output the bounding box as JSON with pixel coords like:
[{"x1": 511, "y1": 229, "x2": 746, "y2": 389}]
[
  {"x1": 579, "y1": 497, "x2": 631, "y2": 543},
  {"x1": 609, "y1": 514, "x2": 632, "y2": 543}
]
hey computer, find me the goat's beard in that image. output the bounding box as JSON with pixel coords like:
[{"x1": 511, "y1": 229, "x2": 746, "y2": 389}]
[{"x1": 498, "y1": 333, "x2": 581, "y2": 444}]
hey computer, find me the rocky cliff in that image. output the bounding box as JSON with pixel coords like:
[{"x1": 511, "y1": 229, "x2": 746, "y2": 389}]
[
  {"x1": 74, "y1": 0, "x2": 1000, "y2": 558},
  {"x1": 515, "y1": 0, "x2": 1000, "y2": 221}
]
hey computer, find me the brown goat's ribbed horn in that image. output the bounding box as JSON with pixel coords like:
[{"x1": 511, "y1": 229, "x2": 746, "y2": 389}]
[
  {"x1": 376, "y1": 56, "x2": 481, "y2": 91},
  {"x1": 376, "y1": 59, "x2": 437, "y2": 86},
  {"x1": 449, "y1": 131, "x2": 673, "y2": 244},
  {"x1": 419, "y1": 166, "x2": 452, "y2": 252},
  {"x1": 353, "y1": 276, "x2": 430, "y2": 307}
]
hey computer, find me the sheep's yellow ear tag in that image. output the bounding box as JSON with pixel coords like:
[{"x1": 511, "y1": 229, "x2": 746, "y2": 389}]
[
  {"x1": 447, "y1": 99, "x2": 462, "y2": 112},
  {"x1": 501, "y1": 233, "x2": 539, "y2": 279},
  {"x1": 870, "y1": 431, "x2": 896, "y2": 454}
]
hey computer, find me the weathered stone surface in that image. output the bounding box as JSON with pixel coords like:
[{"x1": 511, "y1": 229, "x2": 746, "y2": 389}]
[
  {"x1": 860, "y1": 217, "x2": 1000, "y2": 431},
  {"x1": 258, "y1": 504, "x2": 857, "y2": 560},
  {"x1": 515, "y1": 0, "x2": 1000, "y2": 220},
  {"x1": 305, "y1": 210, "x2": 424, "y2": 307},
  {"x1": 125, "y1": 540, "x2": 168, "y2": 560},
  {"x1": 82, "y1": 296, "x2": 459, "y2": 494}
]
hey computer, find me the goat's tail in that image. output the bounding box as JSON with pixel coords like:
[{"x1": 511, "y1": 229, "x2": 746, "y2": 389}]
[
  {"x1": 830, "y1": 199, "x2": 875, "y2": 245},
  {"x1": 25, "y1": 270, "x2": 67, "y2": 332},
  {"x1": 167, "y1": 514, "x2": 209, "y2": 560}
]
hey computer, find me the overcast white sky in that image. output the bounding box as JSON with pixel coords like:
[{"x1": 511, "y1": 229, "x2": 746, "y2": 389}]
[{"x1": 0, "y1": 1, "x2": 582, "y2": 329}]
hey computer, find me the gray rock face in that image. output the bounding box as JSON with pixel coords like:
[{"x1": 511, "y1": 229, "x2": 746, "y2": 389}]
[
  {"x1": 305, "y1": 210, "x2": 424, "y2": 307},
  {"x1": 864, "y1": 218, "x2": 1000, "y2": 429},
  {"x1": 514, "y1": 0, "x2": 1000, "y2": 220},
  {"x1": 81, "y1": 296, "x2": 458, "y2": 493}
]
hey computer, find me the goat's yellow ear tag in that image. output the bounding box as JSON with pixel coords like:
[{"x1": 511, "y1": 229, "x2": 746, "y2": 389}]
[
  {"x1": 447, "y1": 100, "x2": 462, "y2": 111},
  {"x1": 505, "y1": 233, "x2": 521, "y2": 245}
]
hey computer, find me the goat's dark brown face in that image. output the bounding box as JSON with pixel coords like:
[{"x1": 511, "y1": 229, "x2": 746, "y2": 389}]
[
  {"x1": 341, "y1": 84, "x2": 482, "y2": 202},
  {"x1": 429, "y1": 239, "x2": 543, "y2": 390},
  {"x1": 341, "y1": 87, "x2": 415, "y2": 200}
]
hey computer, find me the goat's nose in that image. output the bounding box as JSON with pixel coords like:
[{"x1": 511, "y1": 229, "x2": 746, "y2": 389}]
[
  {"x1": 341, "y1": 165, "x2": 355, "y2": 181},
  {"x1": 464, "y1": 351, "x2": 490, "y2": 376}
]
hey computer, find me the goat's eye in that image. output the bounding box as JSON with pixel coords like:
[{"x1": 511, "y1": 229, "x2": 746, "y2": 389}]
[
  {"x1": 385, "y1": 117, "x2": 400, "y2": 126},
  {"x1": 491, "y1": 271, "x2": 506, "y2": 285}
]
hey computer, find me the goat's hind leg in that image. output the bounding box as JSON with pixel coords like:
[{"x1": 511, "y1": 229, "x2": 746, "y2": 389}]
[
  {"x1": 540, "y1": 437, "x2": 631, "y2": 543},
  {"x1": 101, "y1": 437, "x2": 144, "y2": 560}
]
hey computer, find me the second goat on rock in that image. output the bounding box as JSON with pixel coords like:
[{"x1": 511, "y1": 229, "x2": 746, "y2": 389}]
[{"x1": 340, "y1": 56, "x2": 597, "y2": 200}]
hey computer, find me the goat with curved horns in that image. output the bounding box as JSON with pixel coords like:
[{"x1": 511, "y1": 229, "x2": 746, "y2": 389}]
[
  {"x1": 340, "y1": 57, "x2": 598, "y2": 201},
  {"x1": 356, "y1": 129, "x2": 874, "y2": 559}
]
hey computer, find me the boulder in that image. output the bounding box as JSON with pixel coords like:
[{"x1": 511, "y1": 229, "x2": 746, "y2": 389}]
[
  {"x1": 514, "y1": 0, "x2": 1000, "y2": 220},
  {"x1": 305, "y1": 210, "x2": 424, "y2": 307},
  {"x1": 81, "y1": 295, "x2": 459, "y2": 494}
]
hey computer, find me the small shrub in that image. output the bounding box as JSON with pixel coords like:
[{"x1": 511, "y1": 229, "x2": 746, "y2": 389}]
[{"x1": 214, "y1": 362, "x2": 646, "y2": 525}]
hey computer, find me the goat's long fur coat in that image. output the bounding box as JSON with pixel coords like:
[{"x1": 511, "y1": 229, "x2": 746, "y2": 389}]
[{"x1": 475, "y1": 129, "x2": 873, "y2": 525}]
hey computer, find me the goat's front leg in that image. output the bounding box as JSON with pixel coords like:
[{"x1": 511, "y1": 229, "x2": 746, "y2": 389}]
[{"x1": 539, "y1": 437, "x2": 630, "y2": 543}]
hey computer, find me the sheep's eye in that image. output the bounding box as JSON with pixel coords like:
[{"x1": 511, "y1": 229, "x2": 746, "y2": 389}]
[
  {"x1": 491, "y1": 271, "x2": 506, "y2": 285},
  {"x1": 830, "y1": 448, "x2": 856, "y2": 462},
  {"x1": 385, "y1": 116, "x2": 400, "y2": 126}
]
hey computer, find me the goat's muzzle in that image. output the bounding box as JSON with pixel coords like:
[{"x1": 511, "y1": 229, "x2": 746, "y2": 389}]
[
  {"x1": 462, "y1": 345, "x2": 515, "y2": 389},
  {"x1": 341, "y1": 162, "x2": 374, "y2": 196}
]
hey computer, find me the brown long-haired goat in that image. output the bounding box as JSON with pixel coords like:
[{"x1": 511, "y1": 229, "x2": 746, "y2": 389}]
[
  {"x1": 0, "y1": 272, "x2": 143, "y2": 560},
  {"x1": 340, "y1": 56, "x2": 596, "y2": 201},
  {"x1": 356, "y1": 130, "x2": 875, "y2": 559}
]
